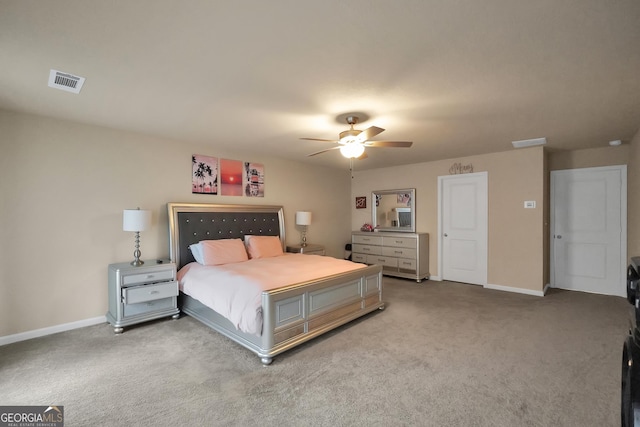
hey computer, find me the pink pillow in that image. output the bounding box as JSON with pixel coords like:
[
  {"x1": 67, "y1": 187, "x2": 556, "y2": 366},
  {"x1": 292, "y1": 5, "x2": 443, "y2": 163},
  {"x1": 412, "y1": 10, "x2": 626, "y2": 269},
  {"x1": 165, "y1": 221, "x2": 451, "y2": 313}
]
[
  {"x1": 200, "y1": 239, "x2": 249, "y2": 266},
  {"x1": 245, "y1": 235, "x2": 283, "y2": 259}
]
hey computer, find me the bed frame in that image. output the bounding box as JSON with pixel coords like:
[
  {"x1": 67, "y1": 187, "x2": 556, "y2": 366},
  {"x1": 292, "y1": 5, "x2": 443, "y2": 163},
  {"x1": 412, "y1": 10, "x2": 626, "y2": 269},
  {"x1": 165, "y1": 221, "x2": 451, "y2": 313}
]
[{"x1": 167, "y1": 202, "x2": 384, "y2": 365}]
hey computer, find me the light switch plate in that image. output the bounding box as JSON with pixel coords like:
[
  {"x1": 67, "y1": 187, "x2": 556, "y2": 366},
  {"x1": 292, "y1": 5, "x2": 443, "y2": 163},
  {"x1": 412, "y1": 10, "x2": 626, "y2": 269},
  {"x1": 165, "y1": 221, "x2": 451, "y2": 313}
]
[{"x1": 524, "y1": 201, "x2": 536, "y2": 209}]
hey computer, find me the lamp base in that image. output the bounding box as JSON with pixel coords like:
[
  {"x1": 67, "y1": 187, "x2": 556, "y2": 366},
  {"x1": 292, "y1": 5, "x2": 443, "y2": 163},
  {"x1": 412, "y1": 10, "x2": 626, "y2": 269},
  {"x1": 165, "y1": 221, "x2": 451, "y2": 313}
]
[{"x1": 130, "y1": 243, "x2": 144, "y2": 267}]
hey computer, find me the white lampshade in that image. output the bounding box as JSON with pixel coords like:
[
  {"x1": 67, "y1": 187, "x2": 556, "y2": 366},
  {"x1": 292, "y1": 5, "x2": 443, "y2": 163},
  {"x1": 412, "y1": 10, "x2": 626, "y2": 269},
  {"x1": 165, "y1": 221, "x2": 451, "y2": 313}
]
[
  {"x1": 123, "y1": 209, "x2": 152, "y2": 232},
  {"x1": 296, "y1": 211, "x2": 312, "y2": 226},
  {"x1": 340, "y1": 143, "x2": 365, "y2": 159}
]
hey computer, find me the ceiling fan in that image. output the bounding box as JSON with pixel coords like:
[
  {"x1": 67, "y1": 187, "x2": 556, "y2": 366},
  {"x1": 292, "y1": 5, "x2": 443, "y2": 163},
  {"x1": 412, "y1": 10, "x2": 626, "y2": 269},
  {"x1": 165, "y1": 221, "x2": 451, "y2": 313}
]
[{"x1": 301, "y1": 116, "x2": 413, "y2": 159}]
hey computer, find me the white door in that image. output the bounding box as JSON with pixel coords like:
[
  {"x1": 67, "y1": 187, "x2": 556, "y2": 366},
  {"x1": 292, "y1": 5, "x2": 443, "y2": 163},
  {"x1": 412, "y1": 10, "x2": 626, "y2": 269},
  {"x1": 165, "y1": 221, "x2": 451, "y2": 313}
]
[
  {"x1": 550, "y1": 166, "x2": 626, "y2": 297},
  {"x1": 439, "y1": 172, "x2": 488, "y2": 285}
]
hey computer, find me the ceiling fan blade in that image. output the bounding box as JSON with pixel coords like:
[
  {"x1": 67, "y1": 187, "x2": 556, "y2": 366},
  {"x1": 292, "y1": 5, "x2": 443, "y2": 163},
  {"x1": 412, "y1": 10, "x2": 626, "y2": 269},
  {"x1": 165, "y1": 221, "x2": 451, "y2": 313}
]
[
  {"x1": 300, "y1": 137, "x2": 340, "y2": 143},
  {"x1": 307, "y1": 146, "x2": 341, "y2": 157},
  {"x1": 364, "y1": 140, "x2": 413, "y2": 148},
  {"x1": 356, "y1": 126, "x2": 384, "y2": 142}
]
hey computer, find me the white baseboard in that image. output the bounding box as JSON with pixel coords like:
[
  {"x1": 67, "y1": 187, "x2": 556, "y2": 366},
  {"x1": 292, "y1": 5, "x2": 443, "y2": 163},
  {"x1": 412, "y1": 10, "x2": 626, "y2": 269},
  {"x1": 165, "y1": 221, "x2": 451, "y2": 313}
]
[
  {"x1": 428, "y1": 276, "x2": 546, "y2": 296},
  {"x1": 484, "y1": 283, "x2": 545, "y2": 297},
  {"x1": 0, "y1": 316, "x2": 107, "y2": 346}
]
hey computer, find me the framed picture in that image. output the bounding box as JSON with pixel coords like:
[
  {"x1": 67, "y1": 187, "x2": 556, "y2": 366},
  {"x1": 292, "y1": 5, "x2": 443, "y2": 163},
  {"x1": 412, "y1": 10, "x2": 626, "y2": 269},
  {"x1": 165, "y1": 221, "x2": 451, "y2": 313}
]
[
  {"x1": 192, "y1": 154, "x2": 218, "y2": 194},
  {"x1": 244, "y1": 162, "x2": 264, "y2": 197},
  {"x1": 355, "y1": 196, "x2": 367, "y2": 209},
  {"x1": 220, "y1": 159, "x2": 243, "y2": 196}
]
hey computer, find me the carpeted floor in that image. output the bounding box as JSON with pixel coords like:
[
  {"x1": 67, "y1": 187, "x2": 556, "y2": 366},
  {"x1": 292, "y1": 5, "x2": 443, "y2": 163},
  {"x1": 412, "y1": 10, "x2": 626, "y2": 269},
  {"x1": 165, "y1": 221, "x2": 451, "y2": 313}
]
[{"x1": 0, "y1": 278, "x2": 630, "y2": 426}]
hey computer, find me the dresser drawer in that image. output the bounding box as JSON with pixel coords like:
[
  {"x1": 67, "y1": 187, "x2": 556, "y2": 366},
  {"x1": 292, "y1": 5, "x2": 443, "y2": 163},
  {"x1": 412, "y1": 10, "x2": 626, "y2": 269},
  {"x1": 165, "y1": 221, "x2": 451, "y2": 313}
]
[
  {"x1": 398, "y1": 258, "x2": 417, "y2": 270},
  {"x1": 381, "y1": 246, "x2": 417, "y2": 259},
  {"x1": 124, "y1": 281, "x2": 178, "y2": 304},
  {"x1": 367, "y1": 255, "x2": 398, "y2": 268},
  {"x1": 352, "y1": 244, "x2": 382, "y2": 256},
  {"x1": 381, "y1": 236, "x2": 416, "y2": 249},
  {"x1": 353, "y1": 234, "x2": 383, "y2": 245},
  {"x1": 122, "y1": 269, "x2": 175, "y2": 286},
  {"x1": 352, "y1": 253, "x2": 368, "y2": 263},
  {"x1": 123, "y1": 296, "x2": 176, "y2": 317}
]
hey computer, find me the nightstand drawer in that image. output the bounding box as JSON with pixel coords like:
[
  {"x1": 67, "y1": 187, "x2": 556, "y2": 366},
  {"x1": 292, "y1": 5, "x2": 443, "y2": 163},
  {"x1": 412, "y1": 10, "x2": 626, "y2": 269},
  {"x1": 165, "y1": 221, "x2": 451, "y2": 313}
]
[
  {"x1": 124, "y1": 281, "x2": 178, "y2": 304},
  {"x1": 123, "y1": 296, "x2": 176, "y2": 317},
  {"x1": 286, "y1": 244, "x2": 325, "y2": 255},
  {"x1": 303, "y1": 249, "x2": 325, "y2": 255},
  {"x1": 123, "y1": 269, "x2": 174, "y2": 286}
]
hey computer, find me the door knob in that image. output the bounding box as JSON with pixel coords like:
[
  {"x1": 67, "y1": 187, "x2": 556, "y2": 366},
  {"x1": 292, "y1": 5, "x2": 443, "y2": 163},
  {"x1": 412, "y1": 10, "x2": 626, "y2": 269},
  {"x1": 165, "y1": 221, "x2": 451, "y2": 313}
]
[
  {"x1": 444, "y1": 233, "x2": 448, "y2": 237},
  {"x1": 556, "y1": 235, "x2": 562, "y2": 239}
]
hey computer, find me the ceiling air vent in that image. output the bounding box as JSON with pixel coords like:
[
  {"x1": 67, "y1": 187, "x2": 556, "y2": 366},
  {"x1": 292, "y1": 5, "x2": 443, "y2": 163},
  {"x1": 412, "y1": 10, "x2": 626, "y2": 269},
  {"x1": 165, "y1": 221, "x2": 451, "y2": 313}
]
[
  {"x1": 511, "y1": 137, "x2": 546, "y2": 149},
  {"x1": 48, "y1": 69, "x2": 85, "y2": 94}
]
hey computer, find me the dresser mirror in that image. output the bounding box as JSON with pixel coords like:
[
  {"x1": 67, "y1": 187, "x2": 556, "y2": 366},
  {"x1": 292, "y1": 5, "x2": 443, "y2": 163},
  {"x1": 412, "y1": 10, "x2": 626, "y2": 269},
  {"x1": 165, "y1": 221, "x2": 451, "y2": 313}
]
[{"x1": 371, "y1": 188, "x2": 416, "y2": 233}]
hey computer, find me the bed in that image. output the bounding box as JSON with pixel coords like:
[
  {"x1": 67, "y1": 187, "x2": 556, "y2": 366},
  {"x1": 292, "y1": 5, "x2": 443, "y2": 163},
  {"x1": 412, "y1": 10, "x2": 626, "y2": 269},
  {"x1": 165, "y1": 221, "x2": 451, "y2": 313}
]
[{"x1": 167, "y1": 202, "x2": 384, "y2": 365}]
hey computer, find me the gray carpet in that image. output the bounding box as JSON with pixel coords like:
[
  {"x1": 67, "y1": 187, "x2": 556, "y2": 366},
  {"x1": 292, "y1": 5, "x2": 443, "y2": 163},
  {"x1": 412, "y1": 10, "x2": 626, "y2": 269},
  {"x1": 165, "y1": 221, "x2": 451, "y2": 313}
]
[{"x1": 0, "y1": 279, "x2": 630, "y2": 426}]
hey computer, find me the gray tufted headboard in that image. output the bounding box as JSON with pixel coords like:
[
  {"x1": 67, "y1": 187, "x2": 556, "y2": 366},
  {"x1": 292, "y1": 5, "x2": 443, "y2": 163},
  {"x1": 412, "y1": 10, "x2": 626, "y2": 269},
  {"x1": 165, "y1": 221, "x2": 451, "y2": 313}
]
[{"x1": 167, "y1": 203, "x2": 285, "y2": 270}]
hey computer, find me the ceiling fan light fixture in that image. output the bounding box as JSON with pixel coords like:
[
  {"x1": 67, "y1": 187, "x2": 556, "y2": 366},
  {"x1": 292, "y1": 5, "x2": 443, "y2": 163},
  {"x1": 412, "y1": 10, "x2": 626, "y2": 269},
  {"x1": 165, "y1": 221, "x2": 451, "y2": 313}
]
[
  {"x1": 339, "y1": 129, "x2": 361, "y2": 143},
  {"x1": 340, "y1": 143, "x2": 365, "y2": 159}
]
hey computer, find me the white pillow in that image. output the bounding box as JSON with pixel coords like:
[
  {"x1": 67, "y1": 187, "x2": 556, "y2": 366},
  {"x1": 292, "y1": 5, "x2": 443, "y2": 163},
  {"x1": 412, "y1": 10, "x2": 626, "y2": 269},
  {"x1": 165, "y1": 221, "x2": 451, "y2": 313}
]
[{"x1": 189, "y1": 243, "x2": 204, "y2": 264}]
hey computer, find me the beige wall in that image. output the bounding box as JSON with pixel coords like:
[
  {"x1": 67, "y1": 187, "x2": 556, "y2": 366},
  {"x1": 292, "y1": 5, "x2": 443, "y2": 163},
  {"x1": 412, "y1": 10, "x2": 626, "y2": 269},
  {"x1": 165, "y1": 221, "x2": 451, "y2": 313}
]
[
  {"x1": 3, "y1": 107, "x2": 637, "y2": 339},
  {"x1": 0, "y1": 109, "x2": 352, "y2": 337},
  {"x1": 351, "y1": 147, "x2": 546, "y2": 293},
  {"x1": 548, "y1": 145, "x2": 629, "y2": 171}
]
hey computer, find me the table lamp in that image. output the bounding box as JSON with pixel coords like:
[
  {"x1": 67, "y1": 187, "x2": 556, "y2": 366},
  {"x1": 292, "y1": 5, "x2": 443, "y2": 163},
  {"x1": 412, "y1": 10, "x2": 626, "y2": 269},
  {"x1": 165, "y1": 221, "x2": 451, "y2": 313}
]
[
  {"x1": 123, "y1": 208, "x2": 152, "y2": 266},
  {"x1": 295, "y1": 211, "x2": 312, "y2": 247}
]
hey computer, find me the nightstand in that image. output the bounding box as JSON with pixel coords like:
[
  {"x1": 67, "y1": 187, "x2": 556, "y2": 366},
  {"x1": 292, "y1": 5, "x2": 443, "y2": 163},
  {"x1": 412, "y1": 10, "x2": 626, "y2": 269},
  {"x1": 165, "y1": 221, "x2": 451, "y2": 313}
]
[
  {"x1": 286, "y1": 244, "x2": 325, "y2": 256},
  {"x1": 106, "y1": 260, "x2": 179, "y2": 333}
]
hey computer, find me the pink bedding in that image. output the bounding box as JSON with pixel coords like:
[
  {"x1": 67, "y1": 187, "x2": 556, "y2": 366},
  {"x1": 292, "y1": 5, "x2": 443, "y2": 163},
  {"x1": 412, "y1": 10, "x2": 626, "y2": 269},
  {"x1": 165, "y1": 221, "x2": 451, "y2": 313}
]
[{"x1": 177, "y1": 253, "x2": 366, "y2": 336}]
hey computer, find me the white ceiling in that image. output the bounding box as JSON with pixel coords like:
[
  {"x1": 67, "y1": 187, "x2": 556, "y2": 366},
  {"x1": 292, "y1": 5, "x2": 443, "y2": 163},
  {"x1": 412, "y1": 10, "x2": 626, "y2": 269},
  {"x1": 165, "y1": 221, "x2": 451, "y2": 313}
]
[{"x1": 1, "y1": 0, "x2": 639, "y2": 170}]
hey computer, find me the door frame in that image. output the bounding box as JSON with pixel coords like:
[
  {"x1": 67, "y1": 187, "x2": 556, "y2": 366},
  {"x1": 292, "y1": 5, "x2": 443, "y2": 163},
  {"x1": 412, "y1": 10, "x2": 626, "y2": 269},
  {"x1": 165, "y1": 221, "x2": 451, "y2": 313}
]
[
  {"x1": 549, "y1": 165, "x2": 627, "y2": 296},
  {"x1": 437, "y1": 171, "x2": 488, "y2": 284}
]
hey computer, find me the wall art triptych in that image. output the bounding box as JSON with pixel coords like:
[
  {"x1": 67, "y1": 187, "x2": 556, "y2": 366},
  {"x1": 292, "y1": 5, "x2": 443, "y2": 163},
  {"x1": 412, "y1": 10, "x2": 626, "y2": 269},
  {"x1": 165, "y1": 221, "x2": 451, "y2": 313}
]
[{"x1": 192, "y1": 154, "x2": 264, "y2": 197}]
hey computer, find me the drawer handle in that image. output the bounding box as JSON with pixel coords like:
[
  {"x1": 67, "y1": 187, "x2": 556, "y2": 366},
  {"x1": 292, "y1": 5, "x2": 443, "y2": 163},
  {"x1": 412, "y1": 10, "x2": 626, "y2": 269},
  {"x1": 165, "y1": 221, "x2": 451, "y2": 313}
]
[
  {"x1": 363, "y1": 248, "x2": 370, "y2": 251},
  {"x1": 394, "y1": 250, "x2": 403, "y2": 254},
  {"x1": 395, "y1": 240, "x2": 403, "y2": 244},
  {"x1": 147, "y1": 275, "x2": 155, "y2": 279},
  {"x1": 149, "y1": 290, "x2": 159, "y2": 294}
]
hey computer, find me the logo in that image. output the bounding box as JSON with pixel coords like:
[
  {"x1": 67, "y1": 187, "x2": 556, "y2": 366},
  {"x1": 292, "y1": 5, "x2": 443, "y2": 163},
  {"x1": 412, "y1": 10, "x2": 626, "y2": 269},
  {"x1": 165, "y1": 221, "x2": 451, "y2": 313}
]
[{"x1": 0, "y1": 406, "x2": 64, "y2": 427}]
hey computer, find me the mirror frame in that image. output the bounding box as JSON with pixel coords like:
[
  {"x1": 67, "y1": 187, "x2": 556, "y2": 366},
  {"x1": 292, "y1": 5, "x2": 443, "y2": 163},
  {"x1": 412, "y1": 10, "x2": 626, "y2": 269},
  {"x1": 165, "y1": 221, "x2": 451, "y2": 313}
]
[{"x1": 371, "y1": 188, "x2": 416, "y2": 233}]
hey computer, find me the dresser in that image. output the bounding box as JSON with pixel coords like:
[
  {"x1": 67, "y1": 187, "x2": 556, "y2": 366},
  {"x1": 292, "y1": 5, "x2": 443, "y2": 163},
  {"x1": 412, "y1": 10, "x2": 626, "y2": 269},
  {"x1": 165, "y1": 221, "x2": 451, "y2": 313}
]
[
  {"x1": 106, "y1": 260, "x2": 180, "y2": 333},
  {"x1": 351, "y1": 231, "x2": 429, "y2": 282}
]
